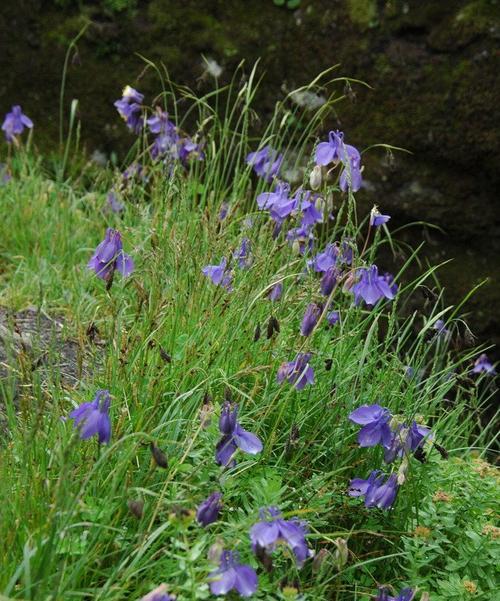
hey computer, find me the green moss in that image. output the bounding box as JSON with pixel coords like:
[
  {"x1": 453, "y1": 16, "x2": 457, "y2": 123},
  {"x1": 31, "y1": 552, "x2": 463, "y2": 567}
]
[{"x1": 347, "y1": 0, "x2": 377, "y2": 27}]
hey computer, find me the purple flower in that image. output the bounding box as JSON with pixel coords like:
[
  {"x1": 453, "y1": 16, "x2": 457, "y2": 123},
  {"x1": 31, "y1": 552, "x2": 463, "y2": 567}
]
[
  {"x1": 219, "y1": 202, "x2": 229, "y2": 221},
  {"x1": 370, "y1": 207, "x2": 391, "y2": 227},
  {"x1": 471, "y1": 353, "x2": 496, "y2": 374},
  {"x1": 140, "y1": 585, "x2": 176, "y2": 601},
  {"x1": 178, "y1": 137, "x2": 204, "y2": 165},
  {"x1": 69, "y1": 389, "x2": 111, "y2": 444},
  {"x1": 88, "y1": 228, "x2": 134, "y2": 282},
  {"x1": 0, "y1": 163, "x2": 11, "y2": 185},
  {"x1": 327, "y1": 311, "x2": 340, "y2": 326},
  {"x1": 433, "y1": 319, "x2": 449, "y2": 337},
  {"x1": 315, "y1": 130, "x2": 344, "y2": 166},
  {"x1": 247, "y1": 145, "x2": 283, "y2": 182},
  {"x1": 202, "y1": 258, "x2": 233, "y2": 291},
  {"x1": 300, "y1": 303, "x2": 322, "y2": 336},
  {"x1": 209, "y1": 550, "x2": 257, "y2": 597},
  {"x1": 348, "y1": 470, "x2": 399, "y2": 510},
  {"x1": 286, "y1": 224, "x2": 315, "y2": 255},
  {"x1": 382, "y1": 272, "x2": 399, "y2": 297},
  {"x1": 277, "y1": 353, "x2": 314, "y2": 390},
  {"x1": 233, "y1": 238, "x2": 252, "y2": 269},
  {"x1": 256, "y1": 182, "x2": 297, "y2": 224},
  {"x1": 107, "y1": 191, "x2": 124, "y2": 213},
  {"x1": 310, "y1": 244, "x2": 338, "y2": 272},
  {"x1": 339, "y1": 157, "x2": 362, "y2": 192},
  {"x1": 250, "y1": 506, "x2": 311, "y2": 566},
  {"x1": 320, "y1": 267, "x2": 338, "y2": 296},
  {"x1": 2, "y1": 105, "x2": 33, "y2": 143},
  {"x1": 122, "y1": 162, "x2": 146, "y2": 183},
  {"x1": 384, "y1": 421, "x2": 431, "y2": 463},
  {"x1": 375, "y1": 586, "x2": 415, "y2": 601},
  {"x1": 268, "y1": 282, "x2": 283, "y2": 301},
  {"x1": 349, "y1": 404, "x2": 393, "y2": 448},
  {"x1": 298, "y1": 189, "x2": 323, "y2": 227},
  {"x1": 215, "y1": 403, "x2": 262, "y2": 467},
  {"x1": 197, "y1": 492, "x2": 222, "y2": 527},
  {"x1": 147, "y1": 108, "x2": 176, "y2": 136},
  {"x1": 114, "y1": 85, "x2": 144, "y2": 133},
  {"x1": 351, "y1": 265, "x2": 396, "y2": 306}
]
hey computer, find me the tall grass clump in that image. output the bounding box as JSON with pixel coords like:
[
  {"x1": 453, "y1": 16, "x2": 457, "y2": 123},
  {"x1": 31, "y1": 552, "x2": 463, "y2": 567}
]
[{"x1": 0, "y1": 63, "x2": 498, "y2": 601}]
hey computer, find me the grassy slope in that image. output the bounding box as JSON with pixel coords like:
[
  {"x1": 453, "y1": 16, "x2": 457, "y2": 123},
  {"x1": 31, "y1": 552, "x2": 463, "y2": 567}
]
[{"x1": 0, "y1": 76, "x2": 498, "y2": 601}]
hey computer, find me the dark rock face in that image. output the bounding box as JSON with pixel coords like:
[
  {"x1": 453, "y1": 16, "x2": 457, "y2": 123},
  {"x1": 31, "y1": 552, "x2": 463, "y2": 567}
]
[{"x1": 0, "y1": 0, "x2": 499, "y2": 343}]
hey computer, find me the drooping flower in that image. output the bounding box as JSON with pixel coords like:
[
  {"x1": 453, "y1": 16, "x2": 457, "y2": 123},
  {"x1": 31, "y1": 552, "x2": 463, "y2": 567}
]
[
  {"x1": 147, "y1": 107, "x2": 176, "y2": 136},
  {"x1": 471, "y1": 353, "x2": 496, "y2": 375},
  {"x1": 209, "y1": 550, "x2": 258, "y2": 597},
  {"x1": 69, "y1": 389, "x2": 111, "y2": 444},
  {"x1": 384, "y1": 421, "x2": 432, "y2": 464},
  {"x1": 370, "y1": 206, "x2": 391, "y2": 227},
  {"x1": 298, "y1": 189, "x2": 323, "y2": 227},
  {"x1": 247, "y1": 145, "x2": 283, "y2": 182},
  {"x1": 351, "y1": 265, "x2": 396, "y2": 307},
  {"x1": 107, "y1": 191, "x2": 124, "y2": 213},
  {"x1": 339, "y1": 156, "x2": 362, "y2": 192},
  {"x1": 197, "y1": 492, "x2": 222, "y2": 527},
  {"x1": 233, "y1": 238, "x2": 252, "y2": 269},
  {"x1": 309, "y1": 243, "x2": 338, "y2": 273},
  {"x1": 215, "y1": 403, "x2": 262, "y2": 467},
  {"x1": 2, "y1": 105, "x2": 33, "y2": 142},
  {"x1": 268, "y1": 281, "x2": 283, "y2": 301},
  {"x1": 320, "y1": 267, "x2": 338, "y2": 296},
  {"x1": 140, "y1": 584, "x2": 176, "y2": 601},
  {"x1": 348, "y1": 470, "x2": 399, "y2": 510},
  {"x1": 349, "y1": 404, "x2": 393, "y2": 448},
  {"x1": 315, "y1": 130, "x2": 344, "y2": 166},
  {"x1": 432, "y1": 319, "x2": 450, "y2": 337},
  {"x1": 286, "y1": 224, "x2": 315, "y2": 255},
  {"x1": 88, "y1": 228, "x2": 134, "y2": 282},
  {"x1": 327, "y1": 310, "x2": 340, "y2": 326},
  {"x1": 250, "y1": 506, "x2": 311, "y2": 566},
  {"x1": 202, "y1": 258, "x2": 233, "y2": 291},
  {"x1": 256, "y1": 182, "x2": 296, "y2": 224},
  {"x1": 114, "y1": 85, "x2": 144, "y2": 133},
  {"x1": 300, "y1": 303, "x2": 322, "y2": 336},
  {"x1": 277, "y1": 353, "x2": 314, "y2": 390},
  {"x1": 375, "y1": 586, "x2": 415, "y2": 601},
  {"x1": 178, "y1": 137, "x2": 205, "y2": 165}
]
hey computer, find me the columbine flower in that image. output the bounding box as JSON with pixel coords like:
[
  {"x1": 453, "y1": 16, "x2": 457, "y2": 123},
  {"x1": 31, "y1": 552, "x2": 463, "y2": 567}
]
[
  {"x1": 233, "y1": 238, "x2": 252, "y2": 269},
  {"x1": 114, "y1": 85, "x2": 144, "y2": 133},
  {"x1": 247, "y1": 145, "x2": 283, "y2": 182},
  {"x1": 178, "y1": 137, "x2": 204, "y2": 165},
  {"x1": 147, "y1": 107, "x2": 176, "y2": 136},
  {"x1": 384, "y1": 421, "x2": 432, "y2": 464},
  {"x1": 250, "y1": 507, "x2": 311, "y2": 566},
  {"x1": 327, "y1": 310, "x2": 340, "y2": 326},
  {"x1": 349, "y1": 404, "x2": 393, "y2": 448},
  {"x1": 88, "y1": 228, "x2": 134, "y2": 282},
  {"x1": 256, "y1": 182, "x2": 296, "y2": 223},
  {"x1": 351, "y1": 265, "x2": 396, "y2": 306},
  {"x1": 300, "y1": 303, "x2": 322, "y2": 336},
  {"x1": 69, "y1": 389, "x2": 111, "y2": 444},
  {"x1": 339, "y1": 155, "x2": 362, "y2": 192},
  {"x1": 286, "y1": 225, "x2": 315, "y2": 255},
  {"x1": 277, "y1": 353, "x2": 314, "y2": 390},
  {"x1": 375, "y1": 586, "x2": 415, "y2": 601},
  {"x1": 215, "y1": 403, "x2": 262, "y2": 467},
  {"x1": 432, "y1": 319, "x2": 449, "y2": 337},
  {"x1": 348, "y1": 471, "x2": 399, "y2": 510},
  {"x1": 310, "y1": 243, "x2": 338, "y2": 272},
  {"x1": 320, "y1": 267, "x2": 338, "y2": 296},
  {"x1": 370, "y1": 206, "x2": 391, "y2": 227},
  {"x1": 209, "y1": 550, "x2": 257, "y2": 597},
  {"x1": 315, "y1": 130, "x2": 344, "y2": 166},
  {"x1": 107, "y1": 191, "x2": 124, "y2": 213},
  {"x1": 471, "y1": 353, "x2": 496, "y2": 374},
  {"x1": 197, "y1": 492, "x2": 222, "y2": 527},
  {"x1": 298, "y1": 189, "x2": 323, "y2": 227},
  {"x1": 202, "y1": 258, "x2": 233, "y2": 291},
  {"x1": 140, "y1": 584, "x2": 176, "y2": 601},
  {"x1": 268, "y1": 282, "x2": 283, "y2": 301},
  {"x1": 2, "y1": 105, "x2": 33, "y2": 143}
]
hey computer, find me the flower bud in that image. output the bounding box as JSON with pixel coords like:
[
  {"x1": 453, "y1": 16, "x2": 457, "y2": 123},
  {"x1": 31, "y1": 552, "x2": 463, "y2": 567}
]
[
  {"x1": 150, "y1": 442, "x2": 168, "y2": 469},
  {"x1": 309, "y1": 165, "x2": 323, "y2": 190},
  {"x1": 333, "y1": 538, "x2": 349, "y2": 569}
]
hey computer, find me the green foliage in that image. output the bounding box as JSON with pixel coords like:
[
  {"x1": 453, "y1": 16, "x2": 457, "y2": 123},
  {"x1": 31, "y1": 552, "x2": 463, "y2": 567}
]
[
  {"x1": 401, "y1": 455, "x2": 500, "y2": 600},
  {"x1": 273, "y1": 0, "x2": 301, "y2": 10},
  {"x1": 53, "y1": 0, "x2": 137, "y2": 14}
]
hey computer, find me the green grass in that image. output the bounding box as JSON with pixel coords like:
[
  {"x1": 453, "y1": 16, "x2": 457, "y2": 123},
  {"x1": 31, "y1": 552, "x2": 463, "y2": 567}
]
[{"x1": 0, "y1": 67, "x2": 498, "y2": 601}]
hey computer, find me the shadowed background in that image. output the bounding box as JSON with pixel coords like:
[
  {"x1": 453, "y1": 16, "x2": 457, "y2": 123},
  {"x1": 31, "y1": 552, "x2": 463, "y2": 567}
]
[{"x1": 1, "y1": 0, "x2": 499, "y2": 349}]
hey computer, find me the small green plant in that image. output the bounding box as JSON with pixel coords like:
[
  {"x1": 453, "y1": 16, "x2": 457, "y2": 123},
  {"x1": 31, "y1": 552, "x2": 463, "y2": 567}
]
[{"x1": 273, "y1": 0, "x2": 301, "y2": 10}]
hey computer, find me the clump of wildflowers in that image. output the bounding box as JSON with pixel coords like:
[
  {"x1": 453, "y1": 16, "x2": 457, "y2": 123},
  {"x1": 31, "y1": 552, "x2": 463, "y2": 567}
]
[
  {"x1": 2, "y1": 105, "x2": 33, "y2": 143},
  {"x1": 69, "y1": 389, "x2": 111, "y2": 444},
  {"x1": 250, "y1": 506, "x2": 311, "y2": 567},
  {"x1": 277, "y1": 353, "x2": 315, "y2": 390},
  {"x1": 208, "y1": 550, "x2": 258, "y2": 597},
  {"x1": 215, "y1": 403, "x2": 262, "y2": 467},
  {"x1": 88, "y1": 228, "x2": 134, "y2": 283}
]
